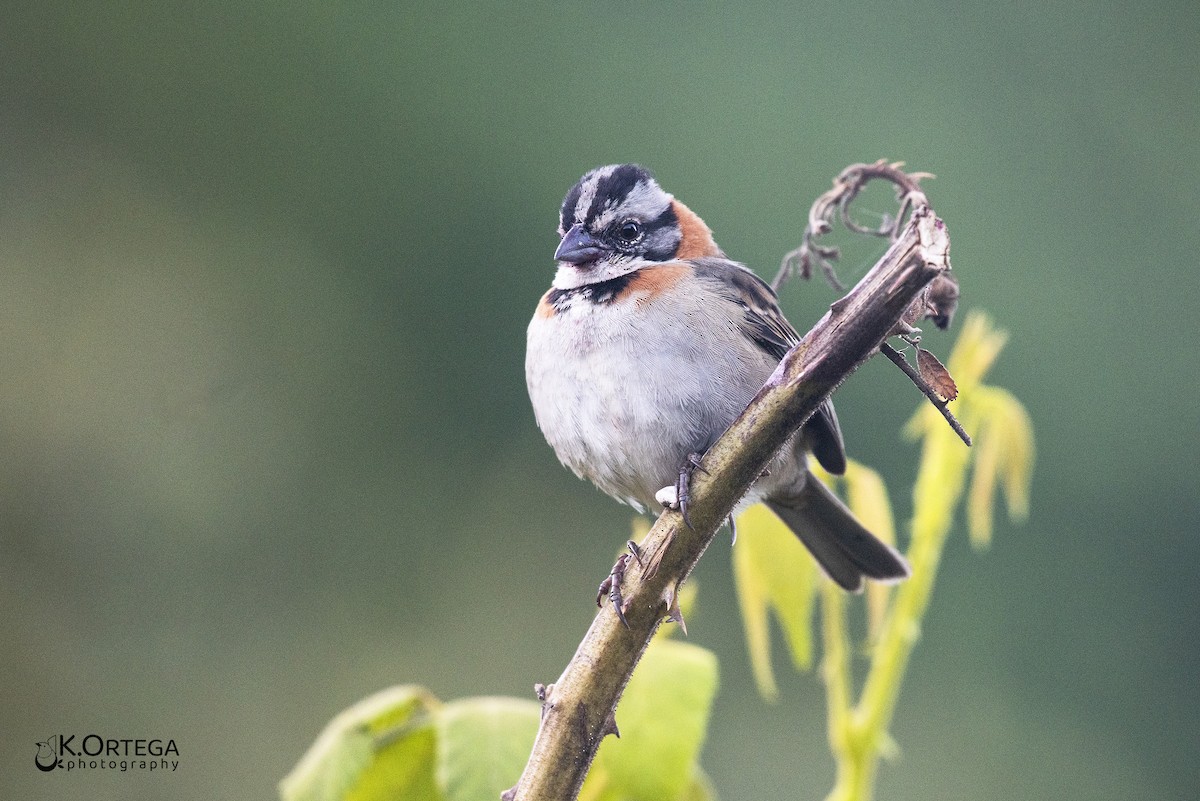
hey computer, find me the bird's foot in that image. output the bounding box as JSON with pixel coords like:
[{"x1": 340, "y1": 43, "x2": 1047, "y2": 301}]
[
  {"x1": 595, "y1": 541, "x2": 643, "y2": 629},
  {"x1": 655, "y1": 452, "x2": 707, "y2": 529}
]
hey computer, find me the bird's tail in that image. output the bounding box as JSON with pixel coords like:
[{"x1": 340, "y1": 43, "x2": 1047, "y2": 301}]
[{"x1": 765, "y1": 472, "x2": 909, "y2": 592}]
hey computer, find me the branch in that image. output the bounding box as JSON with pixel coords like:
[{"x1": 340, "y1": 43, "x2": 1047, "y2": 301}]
[
  {"x1": 509, "y1": 205, "x2": 953, "y2": 801},
  {"x1": 773, "y1": 159, "x2": 934, "y2": 293},
  {"x1": 773, "y1": 159, "x2": 966, "y2": 441},
  {"x1": 879, "y1": 343, "x2": 971, "y2": 446}
]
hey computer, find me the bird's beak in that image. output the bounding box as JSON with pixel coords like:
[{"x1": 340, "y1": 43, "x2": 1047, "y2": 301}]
[{"x1": 555, "y1": 223, "x2": 605, "y2": 265}]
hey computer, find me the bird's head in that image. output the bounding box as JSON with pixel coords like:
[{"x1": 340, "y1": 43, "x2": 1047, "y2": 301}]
[{"x1": 552, "y1": 164, "x2": 721, "y2": 289}]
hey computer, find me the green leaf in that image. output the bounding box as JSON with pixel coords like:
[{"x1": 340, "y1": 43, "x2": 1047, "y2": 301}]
[
  {"x1": 588, "y1": 639, "x2": 719, "y2": 801},
  {"x1": 279, "y1": 684, "x2": 442, "y2": 801},
  {"x1": 434, "y1": 696, "x2": 540, "y2": 801},
  {"x1": 731, "y1": 503, "x2": 819, "y2": 701},
  {"x1": 346, "y1": 726, "x2": 440, "y2": 801}
]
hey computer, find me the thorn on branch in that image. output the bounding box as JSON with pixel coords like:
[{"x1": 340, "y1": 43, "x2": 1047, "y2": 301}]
[
  {"x1": 625, "y1": 540, "x2": 645, "y2": 570},
  {"x1": 664, "y1": 583, "x2": 688, "y2": 636},
  {"x1": 535, "y1": 683, "x2": 554, "y2": 718},
  {"x1": 599, "y1": 710, "x2": 620, "y2": 740}
]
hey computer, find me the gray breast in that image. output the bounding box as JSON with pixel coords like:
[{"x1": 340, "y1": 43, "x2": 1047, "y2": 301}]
[{"x1": 526, "y1": 282, "x2": 775, "y2": 511}]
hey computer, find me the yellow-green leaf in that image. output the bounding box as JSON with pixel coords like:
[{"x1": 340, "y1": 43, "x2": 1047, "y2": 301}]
[
  {"x1": 677, "y1": 767, "x2": 719, "y2": 801},
  {"x1": 841, "y1": 461, "x2": 900, "y2": 638},
  {"x1": 577, "y1": 769, "x2": 619, "y2": 801},
  {"x1": 815, "y1": 309, "x2": 1035, "y2": 801},
  {"x1": 279, "y1": 685, "x2": 442, "y2": 801},
  {"x1": 966, "y1": 413, "x2": 1002, "y2": 548},
  {"x1": 965, "y1": 385, "x2": 1035, "y2": 546},
  {"x1": 994, "y1": 389, "x2": 1035, "y2": 522},
  {"x1": 731, "y1": 503, "x2": 818, "y2": 701},
  {"x1": 587, "y1": 639, "x2": 719, "y2": 801},
  {"x1": 435, "y1": 697, "x2": 540, "y2": 801},
  {"x1": 944, "y1": 311, "x2": 1008, "y2": 392},
  {"x1": 580, "y1": 763, "x2": 717, "y2": 801},
  {"x1": 347, "y1": 726, "x2": 440, "y2": 801}
]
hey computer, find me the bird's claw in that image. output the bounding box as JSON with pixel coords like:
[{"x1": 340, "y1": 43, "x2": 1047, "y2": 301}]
[
  {"x1": 656, "y1": 452, "x2": 707, "y2": 529},
  {"x1": 597, "y1": 553, "x2": 633, "y2": 628}
]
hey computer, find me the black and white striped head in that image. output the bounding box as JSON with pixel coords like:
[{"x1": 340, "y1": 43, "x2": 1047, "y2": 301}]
[{"x1": 552, "y1": 164, "x2": 721, "y2": 288}]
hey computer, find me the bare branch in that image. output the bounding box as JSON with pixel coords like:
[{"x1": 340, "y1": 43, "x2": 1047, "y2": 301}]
[
  {"x1": 880, "y1": 342, "x2": 971, "y2": 446},
  {"x1": 510, "y1": 203, "x2": 954, "y2": 801},
  {"x1": 774, "y1": 160, "x2": 967, "y2": 440}
]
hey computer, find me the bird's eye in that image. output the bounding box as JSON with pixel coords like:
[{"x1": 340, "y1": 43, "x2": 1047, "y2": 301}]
[{"x1": 617, "y1": 219, "x2": 642, "y2": 243}]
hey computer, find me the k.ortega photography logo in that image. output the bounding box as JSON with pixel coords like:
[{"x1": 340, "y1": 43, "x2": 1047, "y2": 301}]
[{"x1": 35, "y1": 733, "x2": 179, "y2": 773}]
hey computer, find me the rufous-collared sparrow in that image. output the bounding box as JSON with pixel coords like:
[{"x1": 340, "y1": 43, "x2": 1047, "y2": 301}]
[{"x1": 525, "y1": 164, "x2": 908, "y2": 591}]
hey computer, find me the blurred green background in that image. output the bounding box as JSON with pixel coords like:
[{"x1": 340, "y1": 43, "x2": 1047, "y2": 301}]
[{"x1": 3, "y1": 1, "x2": 1198, "y2": 799}]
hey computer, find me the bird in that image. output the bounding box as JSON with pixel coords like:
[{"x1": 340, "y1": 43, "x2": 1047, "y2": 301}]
[{"x1": 525, "y1": 164, "x2": 908, "y2": 592}]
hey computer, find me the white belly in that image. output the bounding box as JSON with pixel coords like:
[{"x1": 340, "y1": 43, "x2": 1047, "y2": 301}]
[{"x1": 526, "y1": 288, "x2": 771, "y2": 511}]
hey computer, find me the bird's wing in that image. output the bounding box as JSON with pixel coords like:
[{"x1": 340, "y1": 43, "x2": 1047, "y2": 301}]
[{"x1": 690, "y1": 257, "x2": 847, "y2": 474}]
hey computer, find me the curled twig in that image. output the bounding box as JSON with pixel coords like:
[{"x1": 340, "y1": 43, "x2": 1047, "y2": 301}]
[
  {"x1": 773, "y1": 159, "x2": 934, "y2": 293},
  {"x1": 775, "y1": 160, "x2": 967, "y2": 442}
]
